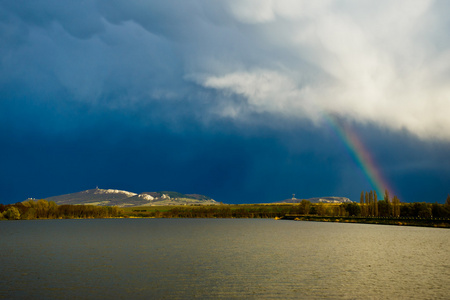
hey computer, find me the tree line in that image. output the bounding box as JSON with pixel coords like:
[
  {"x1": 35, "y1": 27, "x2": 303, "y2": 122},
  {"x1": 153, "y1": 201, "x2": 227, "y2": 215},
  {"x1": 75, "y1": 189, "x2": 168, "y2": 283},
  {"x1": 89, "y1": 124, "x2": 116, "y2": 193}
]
[
  {"x1": 0, "y1": 199, "x2": 123, "y2": 220},
  {"x1": 129, "y1": 194, "x2": 450, "y2": 219},
  {"x1": 358, "y1": 189, "x2": 401, "y2": 217},
  {"x1": 354, "y1": 190, "x2": 450, "y2": 218},
  {"x1": 1, "y1": 194, "x2": 450, "y2": 220}
]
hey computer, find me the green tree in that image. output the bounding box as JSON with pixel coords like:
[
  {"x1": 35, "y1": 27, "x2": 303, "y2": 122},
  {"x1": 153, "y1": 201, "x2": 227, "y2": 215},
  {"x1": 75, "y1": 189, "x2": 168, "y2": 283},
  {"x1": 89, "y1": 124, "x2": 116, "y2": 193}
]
[
  {"x1": 22, "y1": 207, "x2": 37, "y2": 220},
  {"x1": 300, "y1": 200, "x2": 311, "y2": 215},
  {"x1": 432, "y1": 202, "x2": 449, "y2": 218},
  {"x1": 5, "y1": 206, "x2": 21, "y2": 220},
  {"x1": 360, "y1": 191, "x2": 365, "y2": 216},
  {"x1": 316, "y1": 203, "x2": 325, "y2": 216},
  {"x1": 412, "y1": 202, "x2": 432, "y2": 218},
  {"x1": 338, "y1": 204, "x2": 347, "y2": 216},
  {"x1": 392, "y1": 196, "x2": 401, "y2": 217},
  {"x1": 47, "y1": 201, "x2": 58, "y2": 218},
  {"x1": 364, "y1": 192, "x2": 369, "y2": 216},
  {"x1": 345, "y1": 202, "x2": 361, "y2": 216},
  {"x1": 36, "y1": 199, "x2": 49, "y2": 218},
  {"x1": 384, "y1": 189, "x2": 391, "y2": 216},
  {"x1": 446, "y1": 194, "x2": 450, "y2": 206},
  {"x1": 374, "y1": 191, "x2": 378, "y2": 216}
]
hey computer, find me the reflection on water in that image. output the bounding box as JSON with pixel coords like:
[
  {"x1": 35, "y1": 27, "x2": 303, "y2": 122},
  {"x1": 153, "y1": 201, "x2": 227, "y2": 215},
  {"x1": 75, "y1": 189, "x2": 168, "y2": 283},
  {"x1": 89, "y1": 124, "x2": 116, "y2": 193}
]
[{"x1": 0, "y1": 218, "x2": 449, "y2": 299}]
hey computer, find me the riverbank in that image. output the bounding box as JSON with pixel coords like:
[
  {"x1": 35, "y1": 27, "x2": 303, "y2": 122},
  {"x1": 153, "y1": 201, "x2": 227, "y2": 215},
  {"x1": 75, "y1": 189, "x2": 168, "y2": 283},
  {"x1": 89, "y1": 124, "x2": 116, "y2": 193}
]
[{"x1": 281, "y1": 214, "x2": 450, "y2": 228}]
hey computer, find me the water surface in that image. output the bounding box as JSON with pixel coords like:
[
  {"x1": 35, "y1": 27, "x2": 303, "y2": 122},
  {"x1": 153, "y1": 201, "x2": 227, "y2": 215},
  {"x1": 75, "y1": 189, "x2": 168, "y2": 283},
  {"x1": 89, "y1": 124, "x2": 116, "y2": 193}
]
[{"x1": 0, "y1": 219, "x2": 448, "y2": 299}]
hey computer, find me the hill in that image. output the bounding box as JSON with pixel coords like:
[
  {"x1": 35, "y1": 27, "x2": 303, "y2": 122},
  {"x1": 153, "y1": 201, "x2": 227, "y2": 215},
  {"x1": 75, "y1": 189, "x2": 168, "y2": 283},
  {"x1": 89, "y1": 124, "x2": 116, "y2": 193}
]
[
  {"x1": 44, "y1": 188, "x2": 217, "y2": 207},
  {"x1": 277, "y1": 196, "x2": 353, "y2": 204}
]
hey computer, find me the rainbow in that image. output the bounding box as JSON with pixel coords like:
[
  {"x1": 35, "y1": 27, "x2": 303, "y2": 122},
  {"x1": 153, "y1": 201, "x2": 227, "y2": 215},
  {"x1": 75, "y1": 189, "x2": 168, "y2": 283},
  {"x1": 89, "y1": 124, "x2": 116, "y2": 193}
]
[{"x1": 323, "y1": 114, "x2": 394, "y2": 199}]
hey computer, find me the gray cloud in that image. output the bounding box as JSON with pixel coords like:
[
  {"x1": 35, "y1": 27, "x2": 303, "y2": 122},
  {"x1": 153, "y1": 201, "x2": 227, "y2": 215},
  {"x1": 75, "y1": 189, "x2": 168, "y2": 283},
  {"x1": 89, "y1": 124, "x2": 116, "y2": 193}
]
[{"x1": 1, "y1": 0, "x2": 450, "y2": 140}]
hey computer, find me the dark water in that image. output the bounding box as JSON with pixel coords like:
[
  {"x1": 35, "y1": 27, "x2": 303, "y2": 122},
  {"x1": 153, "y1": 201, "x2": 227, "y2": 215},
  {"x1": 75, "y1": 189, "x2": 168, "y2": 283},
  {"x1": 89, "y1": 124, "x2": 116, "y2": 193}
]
[{"x1": 0, "y1": 218, "x2": 449, "y2": 299}]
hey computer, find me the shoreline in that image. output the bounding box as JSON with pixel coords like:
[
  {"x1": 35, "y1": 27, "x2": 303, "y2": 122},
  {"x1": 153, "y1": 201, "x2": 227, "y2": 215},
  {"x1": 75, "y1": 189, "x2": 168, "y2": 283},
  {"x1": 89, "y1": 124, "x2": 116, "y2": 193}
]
[
  {"x1": 281, "y1": 215, "x2": 450, "y2": 228},
  {"x1": 2, "y1": 215, "x2": 449, "y2": 228}
]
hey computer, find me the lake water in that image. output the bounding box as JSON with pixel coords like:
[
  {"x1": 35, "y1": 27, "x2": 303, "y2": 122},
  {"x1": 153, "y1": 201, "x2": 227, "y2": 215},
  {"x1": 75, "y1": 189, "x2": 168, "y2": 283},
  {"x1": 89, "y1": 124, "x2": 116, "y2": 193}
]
[{"x1": 0, "y1": 218, "x2": 449, "y2": 299}]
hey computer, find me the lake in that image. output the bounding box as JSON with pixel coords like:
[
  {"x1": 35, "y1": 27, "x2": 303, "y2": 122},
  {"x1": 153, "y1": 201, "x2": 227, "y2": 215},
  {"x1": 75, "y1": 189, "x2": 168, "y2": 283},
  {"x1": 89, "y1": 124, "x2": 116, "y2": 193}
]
[{"x1": 0, "y1": 218, "x2": 449, "y2": 299}]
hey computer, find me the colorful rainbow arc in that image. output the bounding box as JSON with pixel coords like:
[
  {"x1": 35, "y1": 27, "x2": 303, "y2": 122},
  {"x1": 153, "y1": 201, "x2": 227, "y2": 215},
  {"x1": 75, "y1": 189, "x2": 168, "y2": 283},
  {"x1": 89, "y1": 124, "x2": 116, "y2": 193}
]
[{"x1": 323, "y1": 114, "x2": 394, "y2": 199}]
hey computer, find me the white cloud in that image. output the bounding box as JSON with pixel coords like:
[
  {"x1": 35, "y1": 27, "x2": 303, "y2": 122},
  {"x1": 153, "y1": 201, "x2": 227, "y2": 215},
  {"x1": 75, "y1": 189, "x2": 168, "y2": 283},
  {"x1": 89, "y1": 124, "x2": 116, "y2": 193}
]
[
  {"x1": 226, "y1": 0, "x2": 276, "y2": 24},
  {"x1": 201, "y1": 70, "x2": 321, "y2": 122},
  {"x1": 191, "y1": 0, "x2": 450, "y2": 140}
]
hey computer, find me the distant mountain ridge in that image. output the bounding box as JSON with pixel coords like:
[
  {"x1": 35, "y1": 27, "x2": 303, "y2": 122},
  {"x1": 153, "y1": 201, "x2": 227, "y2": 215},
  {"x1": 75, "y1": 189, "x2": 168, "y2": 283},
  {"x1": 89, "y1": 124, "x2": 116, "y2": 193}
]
[
  {"x1": 277, "y1": 196, "x2": 353, "y2": 204},
  {"x1": 44, "y1": 188, "x2": 217, "y2": 207}
]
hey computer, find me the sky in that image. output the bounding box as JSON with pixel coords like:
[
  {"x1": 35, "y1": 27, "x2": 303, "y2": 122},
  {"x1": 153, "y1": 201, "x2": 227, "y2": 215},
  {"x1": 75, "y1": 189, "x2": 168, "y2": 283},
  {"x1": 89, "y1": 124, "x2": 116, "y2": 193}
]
[{"x1": 1, "y1": 0, "x2": 450, "y2": 204}]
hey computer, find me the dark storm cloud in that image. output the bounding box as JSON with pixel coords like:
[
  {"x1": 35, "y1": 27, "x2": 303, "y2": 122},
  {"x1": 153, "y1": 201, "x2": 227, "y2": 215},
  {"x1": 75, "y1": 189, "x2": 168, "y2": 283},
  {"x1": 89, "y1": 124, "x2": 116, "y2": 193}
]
[
  {"x1": 1, "y1": 1, "x2": 450, "y2": 204},
  {"x1": 0, "y1": 113, "x2": 347, "y2": 204},
  {"x1": 3, "y1": 0, "x2": 449, "y2": 137}
]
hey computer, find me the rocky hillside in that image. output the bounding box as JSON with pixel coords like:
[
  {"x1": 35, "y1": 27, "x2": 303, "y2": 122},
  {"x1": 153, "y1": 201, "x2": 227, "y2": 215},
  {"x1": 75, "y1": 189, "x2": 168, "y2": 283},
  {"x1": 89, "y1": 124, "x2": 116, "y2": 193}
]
[
  {"x1": 277, "y1": 196, "x2": 353, "y2": 204},
  {"x1": 45, "y1": 188, "x2": 217, "y2": 207}
]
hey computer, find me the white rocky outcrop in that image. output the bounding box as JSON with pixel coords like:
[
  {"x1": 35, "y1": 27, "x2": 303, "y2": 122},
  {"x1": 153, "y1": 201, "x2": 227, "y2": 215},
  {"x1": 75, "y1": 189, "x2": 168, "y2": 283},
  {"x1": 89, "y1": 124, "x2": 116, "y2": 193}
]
[
  {"x1": 312, "y1": 197, "x2": 352, "y2": 203},
  {"x1": 93, "y1": 189, "x2": 137, "y2": 197},
  {"x1": 138, "y1": 194, "x2": 155, "y2": 201},
  {"x1": 278, "y1": 196, "x2": 353, "y2": 204}
]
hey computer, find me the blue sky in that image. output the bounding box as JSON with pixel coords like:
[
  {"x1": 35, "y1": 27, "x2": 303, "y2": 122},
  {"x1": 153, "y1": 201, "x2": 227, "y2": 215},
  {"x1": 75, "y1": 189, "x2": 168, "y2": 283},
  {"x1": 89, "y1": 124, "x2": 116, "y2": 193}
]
[{"x1": 1, "y1": 0, "x2": 449, "y2": 204}]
